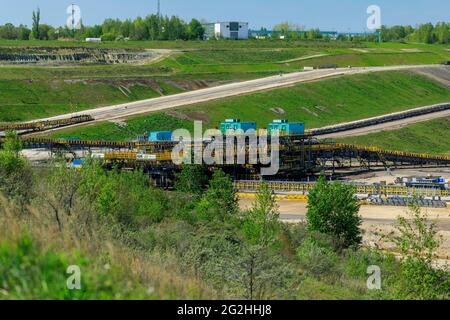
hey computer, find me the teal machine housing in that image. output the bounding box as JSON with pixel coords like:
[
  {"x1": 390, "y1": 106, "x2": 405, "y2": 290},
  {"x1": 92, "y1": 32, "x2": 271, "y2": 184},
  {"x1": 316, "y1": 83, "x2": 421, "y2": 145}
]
[
  {"x1": 268, "y1": 119, "x2": 305, "y2": 136},
  {"x1": 220, "y1": 119, "x2": 257, "y2": 134}
]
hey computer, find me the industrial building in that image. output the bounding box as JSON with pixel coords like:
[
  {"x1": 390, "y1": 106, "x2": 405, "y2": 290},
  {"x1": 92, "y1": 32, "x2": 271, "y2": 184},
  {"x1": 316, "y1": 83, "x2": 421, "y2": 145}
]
[
  {"x1": 268, "y1": 119, "x2": 305, "y2": 136},
  {"x1": 203, "y1": 22, "x2": 249, "y2": 40},
  {"x1": 220, "y1": 119, "x2": 256, "y2": 134}
]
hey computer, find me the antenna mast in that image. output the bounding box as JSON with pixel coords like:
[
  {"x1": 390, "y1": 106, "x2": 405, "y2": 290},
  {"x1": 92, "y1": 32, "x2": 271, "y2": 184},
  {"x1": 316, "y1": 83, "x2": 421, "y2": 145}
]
[
  {"x1": 157, "y1": 0, "x2": 161, "y2": 18},
  {"x1": 71, "y1": 3, "x2": 75, "y2": 32}
]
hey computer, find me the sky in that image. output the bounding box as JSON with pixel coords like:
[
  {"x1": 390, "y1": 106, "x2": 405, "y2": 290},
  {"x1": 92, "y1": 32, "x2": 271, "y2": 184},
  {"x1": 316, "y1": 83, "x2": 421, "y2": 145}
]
[{"x1": 0, "y1": 0, "x2": 449, "y2": 32}]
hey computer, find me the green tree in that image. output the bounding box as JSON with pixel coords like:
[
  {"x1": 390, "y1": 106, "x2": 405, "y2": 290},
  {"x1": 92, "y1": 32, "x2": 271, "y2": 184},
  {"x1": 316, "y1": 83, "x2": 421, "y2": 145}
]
[
  {"x1": 31, "y1": 8, "x2": 40, "y2": 39},
  {"x1": 187, "y1": 19, "x2": 205, "y2": 40},
  {"x1": 306, "y1": 176, "x2": 362, "y2": 249},
  {"x1": 175, "y1": 165, "x2": 208, "y2": 197},
  {"x1": 0, "y1": 131, "x2": 32, "y2": 206},
  {"x1": 434, "y1": 22, "x2": 449, "y2": 44},
  {"x1": 101, "y1": 18, "x2": 122, "y2": 38},
  {"x1": 241, "y1": 182, "x2": 280, "y2": 247},
  {"x1": 236, "y1": 244, "x2": 294, "y2": 300},
  {"x1": 196, "y1": 170, "x2": 238, "y2": 221},
  {"x1": 83, "y1": 25, "x2": 102, "y2": 38},
  {"x1": 413, "y1": 23, "x2": 435, "y2": 44},
  {"x1": 307, "y1": 28, "x2": 322, "y2": 40},
  {"x1": 38, "y1": 24, "x2": 53, "y2": 40},
  {"x1": 119, "y1": 19, "x2": 132, "y2": 38},
  {"x1": 42, "y1": 159, "x2": 81, "y2": 230},
  {"x1": 0, "y1": 23, "x2": 18, "y2": 39},
  {"x1": 17, "y1": 25, "x2": 31, "y2": 40},
  {"x1": 144, "y1": 14, "x2": 161, "y2": 40},
  {"x1": 101, "y1": 32, "x2": 116, "y2": 41},
  {"x1": 133, "y1": 17, "x2": 149, "y2": 40}
]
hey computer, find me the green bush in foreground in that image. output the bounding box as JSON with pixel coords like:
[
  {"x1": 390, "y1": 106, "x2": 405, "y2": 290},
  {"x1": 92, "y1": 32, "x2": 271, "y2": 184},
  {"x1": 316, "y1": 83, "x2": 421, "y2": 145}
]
[
  {"x1": 0, "y1": 235, "x2": 151, "y2": 300},
  {"x1": 391, "y1": 203, "x2": 450, "y2": 299}
]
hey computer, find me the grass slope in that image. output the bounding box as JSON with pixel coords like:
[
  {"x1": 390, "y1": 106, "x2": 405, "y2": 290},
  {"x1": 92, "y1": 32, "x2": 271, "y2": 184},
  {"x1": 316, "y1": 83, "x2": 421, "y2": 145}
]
[
  {"x1": 176, "y1": 71, "x2": 450, "y2": 130},
  {"x1": 0, "y1": 41, "x2": 448, "y2": 81},
  {"x1": 338, "y1": 117, "x2": 450, "y2": 155},
  {"x1": 46, "y1": 71, "x2": 450, "y2": 142},
  {"x1": 0, "y1": 79, "x2": 183, "y2": 122},
  {"x1": 49, "y1": 113, "x2": 193, "y2": 141}
]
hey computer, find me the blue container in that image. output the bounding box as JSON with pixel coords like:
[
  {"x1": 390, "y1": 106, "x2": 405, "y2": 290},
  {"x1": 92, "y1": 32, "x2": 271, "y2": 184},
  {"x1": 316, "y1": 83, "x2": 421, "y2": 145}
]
[
  {"x1": 72, "y1": 159, "x2": 84, "y2": 168},
  {"x1": 148, "y1": 131, "x2": 173, "y2": 142},
  {"x1": 268, "y1": 119, "x2": 305, "y2": 136},
  {"x1": 220, "y1": 119, "x2": 257, "y2": 134}
]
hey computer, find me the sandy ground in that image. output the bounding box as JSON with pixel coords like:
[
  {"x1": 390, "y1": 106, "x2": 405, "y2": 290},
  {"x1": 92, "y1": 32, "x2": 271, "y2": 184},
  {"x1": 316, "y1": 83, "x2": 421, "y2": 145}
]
[
  {"x1": 240, "y1": 198, "x2": 450, "y2": 261},
  {"x1": 415, "y1": 66, "x2": 450, "y2": 89}
]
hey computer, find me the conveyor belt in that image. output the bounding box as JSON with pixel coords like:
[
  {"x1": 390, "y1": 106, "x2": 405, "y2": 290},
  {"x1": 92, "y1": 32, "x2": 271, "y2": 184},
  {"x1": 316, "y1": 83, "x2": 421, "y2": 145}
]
[
  {"x1": 234, "y1": 180, "x2": 450, "y2": 197},
  {"x1": 0, "y1": 115, "x2": 94, "y2": 132},
  {"x1": 3, "y1": 136, "x2": 449, "y2": 169}
]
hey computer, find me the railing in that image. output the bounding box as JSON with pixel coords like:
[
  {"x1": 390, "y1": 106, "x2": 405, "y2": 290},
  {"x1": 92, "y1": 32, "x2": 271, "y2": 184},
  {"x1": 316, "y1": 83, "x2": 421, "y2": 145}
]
[
  {"x1": 104, "y1": 151, "x2": 173, "y2": 162},
  {"x1": 234, "y1": 180, "x2": 450, "y2": 197},
  {"x1": 311, "y1": 143, "x2": 450, "y2": 162}
]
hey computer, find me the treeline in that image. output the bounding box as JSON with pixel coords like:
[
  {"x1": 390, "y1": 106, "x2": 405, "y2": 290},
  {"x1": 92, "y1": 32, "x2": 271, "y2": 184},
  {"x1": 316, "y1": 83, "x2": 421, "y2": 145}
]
[
  {"x1": 0, "y1": 8, "x2": 205, "y2": 41},
  {"x1": 266, "y1": 21, "x2": 450, "y2": 44},
  {"x1": 381, "y1": 23, "x2": 450, "y2": 44}
]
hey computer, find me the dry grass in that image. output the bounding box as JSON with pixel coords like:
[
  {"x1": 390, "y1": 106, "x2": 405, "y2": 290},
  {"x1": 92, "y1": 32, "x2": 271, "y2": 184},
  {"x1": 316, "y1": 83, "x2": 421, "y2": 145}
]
[{"x1": 0, "y1": 194, "x2": 217, "y2": 300}]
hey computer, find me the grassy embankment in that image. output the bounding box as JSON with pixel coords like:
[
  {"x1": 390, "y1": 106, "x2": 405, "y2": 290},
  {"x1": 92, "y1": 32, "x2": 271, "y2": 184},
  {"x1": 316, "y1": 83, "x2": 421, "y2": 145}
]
[
  {"x1": 2, "y1": 42, "x2": 446, "y2": 80},
  {"x1": 338, "y1": 117, "x2": 450, "y2": 155},
  {"x1": 46, "y1": 71, "x2": 450, "y2": 145},
  {"x1": 0, "y1": 79, "x2": 183, "y2": 122}
]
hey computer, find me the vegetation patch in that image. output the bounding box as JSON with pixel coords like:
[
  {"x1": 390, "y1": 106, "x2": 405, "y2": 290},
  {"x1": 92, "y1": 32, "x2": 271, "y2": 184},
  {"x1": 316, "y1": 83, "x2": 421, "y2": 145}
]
[
  {"x1": 48, "y1": 71, "x2": 450, "y2": 141},
  {"x1": 338, "y1": 117, "x2": 450, "y2": 155},
  {"x1": 0, "y1": 79, "x2": 185, "y2": 122}
]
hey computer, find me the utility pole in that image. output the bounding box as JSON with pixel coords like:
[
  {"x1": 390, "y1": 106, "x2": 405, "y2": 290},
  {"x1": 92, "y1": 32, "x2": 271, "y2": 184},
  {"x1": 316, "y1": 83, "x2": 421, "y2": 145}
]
[{"x1": 71, "y1": 3, "x2": 76, "y2": 37}]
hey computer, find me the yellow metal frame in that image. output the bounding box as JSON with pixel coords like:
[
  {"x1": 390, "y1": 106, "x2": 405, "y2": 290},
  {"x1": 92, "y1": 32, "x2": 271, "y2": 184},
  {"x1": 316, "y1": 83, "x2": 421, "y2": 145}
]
[{"x1": 234, "y1": 181, "x2": 450, "y2": 197}]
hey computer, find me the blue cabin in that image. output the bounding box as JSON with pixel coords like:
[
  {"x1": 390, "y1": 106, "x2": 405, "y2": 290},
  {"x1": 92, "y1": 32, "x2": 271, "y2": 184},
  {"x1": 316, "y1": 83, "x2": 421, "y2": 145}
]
[
  {"x1": 220, "y1": 119, "x2": 257, "y2": 134},
  {"x1": 148, "y1": 131, "x2": 173, "y2": 142},
  {"x1": 268, "y1": 119, "x2": 305, "y2": 136}
]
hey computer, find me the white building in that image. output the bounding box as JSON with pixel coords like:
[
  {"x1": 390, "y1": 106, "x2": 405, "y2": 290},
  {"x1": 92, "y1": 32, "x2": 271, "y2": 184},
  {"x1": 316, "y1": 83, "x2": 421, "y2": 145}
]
[
  {"x1": 85, "y1": 38, "x2": 102, "y2": 43},
  {"x1": 204, "y1": 22, "x2": 249, "y2": 40}
]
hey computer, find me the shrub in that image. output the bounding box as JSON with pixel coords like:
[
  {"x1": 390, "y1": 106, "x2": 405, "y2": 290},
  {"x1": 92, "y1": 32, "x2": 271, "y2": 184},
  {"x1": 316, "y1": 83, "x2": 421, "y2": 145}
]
[
  {"x1": 296, "y1": 237, "x2": 339, "y2": 278},
  {"x1": 101, "y1": 32, "x2": 116, "y2": 41},
  {"x1": 306, "y1": 176, "x2": 362, "y2": 249},
  {"x1": 391, "y1": 203, "x2": 450, "y2": 299},
  {"x1": 0, "y1": 131, "x2": 33, "y2": 206},
  {"x1": 240, "y1": 182, "x2": 280, "y2": 247},
  {"x1": 175, "y1": 165, "x2": 209, "y2": 197},
  {"x1": 196, "y1": 170, "x2": 238, "y2": 221}
]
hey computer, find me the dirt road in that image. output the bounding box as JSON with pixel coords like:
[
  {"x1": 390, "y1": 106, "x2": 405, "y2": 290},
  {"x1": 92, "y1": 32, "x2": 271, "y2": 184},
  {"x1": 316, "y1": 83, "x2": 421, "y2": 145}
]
[
  {"x1": 240, "y1": 198, "x2": 450, "y2": 260},
  {"x1": 26, "y1": 64, "x2": 446, "y2": 131}
]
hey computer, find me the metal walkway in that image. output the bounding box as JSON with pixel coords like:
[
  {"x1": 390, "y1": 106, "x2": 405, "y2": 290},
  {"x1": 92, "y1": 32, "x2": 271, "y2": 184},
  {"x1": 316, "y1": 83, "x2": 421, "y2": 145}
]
[{"x1": 234, "y1": 180, "x2": 450, "y2": 198}]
